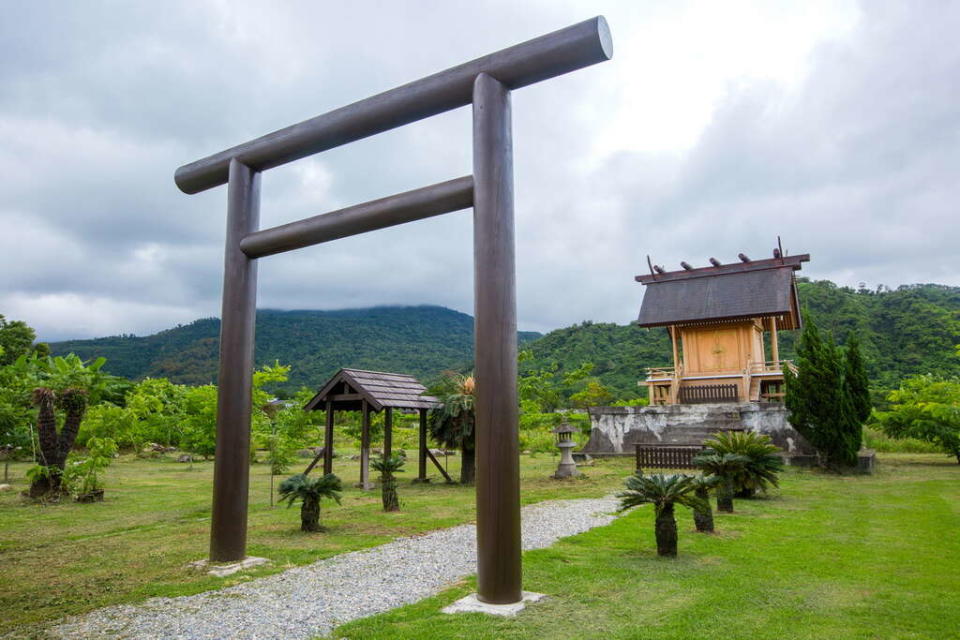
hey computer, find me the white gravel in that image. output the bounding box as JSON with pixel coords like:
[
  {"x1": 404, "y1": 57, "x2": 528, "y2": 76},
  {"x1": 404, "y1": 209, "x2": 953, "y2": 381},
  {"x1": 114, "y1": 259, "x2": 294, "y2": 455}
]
[{"x1": 51, "y1": 496, "x2": 619, "y2": 640}]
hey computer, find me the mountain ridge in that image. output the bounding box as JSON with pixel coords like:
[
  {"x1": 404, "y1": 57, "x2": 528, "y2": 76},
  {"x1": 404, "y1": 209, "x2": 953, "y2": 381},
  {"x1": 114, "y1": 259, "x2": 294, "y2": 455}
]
[
  {"x1": 50, "y1": 305, "x2": 542, "y2": 392},
  {"x1": 49, "y1": 281, "x2": 960, "y2": 397}
]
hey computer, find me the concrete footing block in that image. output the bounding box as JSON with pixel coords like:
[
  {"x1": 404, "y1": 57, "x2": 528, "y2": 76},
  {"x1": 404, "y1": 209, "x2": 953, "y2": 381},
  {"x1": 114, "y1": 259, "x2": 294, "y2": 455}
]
[
  {"x1": 441, "y1": 591, "x2": 546, "y2": 617},
  {"x1": 188, "y1": 556, "x2": 270, "y2": 577}
]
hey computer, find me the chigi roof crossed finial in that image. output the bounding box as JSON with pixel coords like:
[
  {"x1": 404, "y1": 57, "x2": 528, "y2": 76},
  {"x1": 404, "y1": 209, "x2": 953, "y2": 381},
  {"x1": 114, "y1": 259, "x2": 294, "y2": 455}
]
[{"x1": 636, "y1": 247, "x2": 810, "y2": 329}]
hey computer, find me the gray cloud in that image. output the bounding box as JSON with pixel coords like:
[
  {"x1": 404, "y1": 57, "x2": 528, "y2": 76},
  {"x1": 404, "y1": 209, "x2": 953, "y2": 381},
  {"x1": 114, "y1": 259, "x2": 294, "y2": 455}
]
[{"x1": 1, "y1": 0, "x2": 957, "y2": 341}]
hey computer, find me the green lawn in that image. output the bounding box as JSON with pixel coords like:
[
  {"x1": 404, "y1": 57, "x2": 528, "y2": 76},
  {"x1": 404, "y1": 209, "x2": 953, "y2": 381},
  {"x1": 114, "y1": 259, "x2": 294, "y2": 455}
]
[
  {"x1": 0, "y1": 451, "x2": 632, "y2": 638},
  {"x1": 329, "y1": 454, "x2": 960, "y2": 640},
  {"x1": 1, "y1": 454, "x2": 957, "y2": 640}
]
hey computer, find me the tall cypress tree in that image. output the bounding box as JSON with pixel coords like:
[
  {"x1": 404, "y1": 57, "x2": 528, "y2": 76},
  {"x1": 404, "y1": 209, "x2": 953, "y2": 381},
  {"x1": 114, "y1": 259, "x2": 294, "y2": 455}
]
[
  {"x1": 785, "y1": 313, "x2": 859, "y2": 469},
  {"x1": 844, "y1": 332, "x2": 872, "y2": 425}
]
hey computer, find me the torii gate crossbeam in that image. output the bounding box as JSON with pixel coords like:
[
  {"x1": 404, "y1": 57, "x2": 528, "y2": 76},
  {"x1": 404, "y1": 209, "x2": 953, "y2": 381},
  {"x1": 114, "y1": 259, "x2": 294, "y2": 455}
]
[{"x1": 175, "y1": 16, "x2": 612, "y2": 605}]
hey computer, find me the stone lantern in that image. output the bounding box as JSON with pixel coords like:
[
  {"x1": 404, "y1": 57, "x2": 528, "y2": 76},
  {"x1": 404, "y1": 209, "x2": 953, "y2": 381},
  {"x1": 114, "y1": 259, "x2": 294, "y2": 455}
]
[{"x1": 551, "y1": 421, "x2": 580, "y2": 479}]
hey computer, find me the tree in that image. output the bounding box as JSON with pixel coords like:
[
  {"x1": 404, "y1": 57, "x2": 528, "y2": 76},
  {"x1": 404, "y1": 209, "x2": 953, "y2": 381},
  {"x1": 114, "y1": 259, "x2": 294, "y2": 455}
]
[
  {"x1": 428, "y1": 373, "x2": 476, "y2": 484},
  {"x1": 784, "y1": 314, "x2": 861, "y2": 469},
  {"x1": 0, "y1": 315, "x2": 46, "y2": 366},
  {"x1": 569, "y1": 379, "x2": 614, "y2": 408},
  {"x1": 278, "y1": 473, "x2": 343, "y2": 532},
  {"x1": 875, "y1": 375, "x2": 960, "y2": 463},
  {"x1": 617, "y1": 473, "x2": 706, "y2": 557},
  {"x1": 26, "y1": 355, "x2": 119, "y2": 498},
  {"x1": 179, "y1": 384, "x2": 219, "y2": 458},
  {"x1": 845, "y1": 332, "x2": 872, "y2": 425},
  {"x1": 371, "y1": 454, "x2": 405, "y2": 511},
  {"x1": 702, "y1": 431, "x2": 783, "y2": 498},
  {"x1": 692, "y1": 452, "x2": 750, "y2": 513},
  {"x1": 29, "y1": 387, "x2": 87, "y2": 497}
]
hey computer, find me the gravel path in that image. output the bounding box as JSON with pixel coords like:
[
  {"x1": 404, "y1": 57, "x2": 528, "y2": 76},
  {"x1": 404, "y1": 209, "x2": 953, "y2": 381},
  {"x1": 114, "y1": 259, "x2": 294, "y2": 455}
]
[{"x1": 52, "y1": 496, "x2": 619, "y2": 640}]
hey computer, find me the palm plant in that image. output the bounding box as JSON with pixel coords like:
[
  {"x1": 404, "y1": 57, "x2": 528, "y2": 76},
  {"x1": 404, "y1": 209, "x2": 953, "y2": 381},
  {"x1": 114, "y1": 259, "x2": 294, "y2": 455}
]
[
  {"x1": 370, "y1": 454, "x2": 405, "y2": 512},
  {"x1": 693, "y1": 452, "x2": 750, "y2": 513},
  {"x1": 689, "y1": 474, "x2": 719, "y2": 533},
  {"x1": 703, "y1": 431, "x2": 784, "y2": 498},
  {"x1": 278, "y1": 473, "x2": 342, "y2": 532},
  {"x1": 617, "y1": 473, "x2": 706, "y2": 557},
  {"x1": 427, "y1": 374, "x2": 476, "y2": 484}
]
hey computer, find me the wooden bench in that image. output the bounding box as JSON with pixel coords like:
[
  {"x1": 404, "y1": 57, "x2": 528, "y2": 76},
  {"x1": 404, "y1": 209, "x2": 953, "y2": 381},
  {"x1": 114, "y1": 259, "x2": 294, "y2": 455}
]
[{"x1": 635, "y1": 444, "x2": 705, "y2": 472}]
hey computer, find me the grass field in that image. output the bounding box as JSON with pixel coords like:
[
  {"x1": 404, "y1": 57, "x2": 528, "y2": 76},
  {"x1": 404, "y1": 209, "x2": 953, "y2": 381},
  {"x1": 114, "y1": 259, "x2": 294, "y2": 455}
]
[
  {"x1": 0, "y1": 450, "x2": 632, "y2": 638},
  {"x1": 1, "y1": 453, "x2": 958, "y2": 639},
  {"x1": 330, "y1": 454, "x2": 960, "y2": 640}
]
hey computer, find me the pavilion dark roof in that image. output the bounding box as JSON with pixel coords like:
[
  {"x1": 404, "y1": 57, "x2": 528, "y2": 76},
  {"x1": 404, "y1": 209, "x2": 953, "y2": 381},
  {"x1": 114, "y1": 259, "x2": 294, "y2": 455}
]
[
  {"x1": 303, "y1": 368, "x2": 440, "y2": 412},
  {"x1": 635, "y1": 254, "x2": 809, "y2": 329}
]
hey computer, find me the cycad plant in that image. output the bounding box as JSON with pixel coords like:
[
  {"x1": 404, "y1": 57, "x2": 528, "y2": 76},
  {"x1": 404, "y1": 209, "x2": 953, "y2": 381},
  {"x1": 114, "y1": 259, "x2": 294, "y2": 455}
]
[
  {"x1": 689, "y1": 474, "x2": 719, "y2": 533},
  {"x1": 371, "y1": 454, "x2": 405, "y2": 512},
  {"x1": 29, "y1": 387, "x2": 88, "y2": 498},
  {"x1": 617, "y1": 473, "x2": 706, "y2": 557},
  {"x1": 278, "y1": 473, "x2": 343, "y2": 532},
  {"x1": 693, "y1": 452, "x2": 750, "y2": 513},
  {"x1": 703, "y1": 431, "x2": 784, "y2": 498}
]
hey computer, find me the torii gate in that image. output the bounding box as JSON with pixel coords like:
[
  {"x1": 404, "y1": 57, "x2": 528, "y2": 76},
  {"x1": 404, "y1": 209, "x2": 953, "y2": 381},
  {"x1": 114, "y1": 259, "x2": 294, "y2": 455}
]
[{"x1": 174, "y1": 17, "x2": 612, "y2": 605}]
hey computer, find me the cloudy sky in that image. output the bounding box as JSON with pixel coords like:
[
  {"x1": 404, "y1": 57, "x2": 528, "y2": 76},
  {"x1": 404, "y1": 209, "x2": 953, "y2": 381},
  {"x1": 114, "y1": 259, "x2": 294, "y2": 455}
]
[{"x1": 1, "y1": 0, "x2": 956, "y2": 341}]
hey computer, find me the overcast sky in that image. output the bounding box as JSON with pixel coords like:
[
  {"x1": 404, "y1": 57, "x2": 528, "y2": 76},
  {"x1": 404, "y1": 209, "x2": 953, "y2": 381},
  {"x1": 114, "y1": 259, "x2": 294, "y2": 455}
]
[{"x1": 1, "y1": 0, "x2": 956, "y2": 341}]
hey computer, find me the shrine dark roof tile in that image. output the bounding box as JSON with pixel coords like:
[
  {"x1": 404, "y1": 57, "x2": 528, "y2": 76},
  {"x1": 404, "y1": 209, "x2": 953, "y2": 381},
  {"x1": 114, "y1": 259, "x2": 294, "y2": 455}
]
[{"x1": 635, "y1": 254, "x2": 808, "y2": 329}]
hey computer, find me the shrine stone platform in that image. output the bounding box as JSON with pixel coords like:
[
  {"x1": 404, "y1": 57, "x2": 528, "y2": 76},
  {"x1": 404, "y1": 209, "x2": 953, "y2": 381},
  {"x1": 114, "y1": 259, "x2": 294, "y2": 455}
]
[{"x1": 583, "y1": 402, "x2": 816, "y2": 463}]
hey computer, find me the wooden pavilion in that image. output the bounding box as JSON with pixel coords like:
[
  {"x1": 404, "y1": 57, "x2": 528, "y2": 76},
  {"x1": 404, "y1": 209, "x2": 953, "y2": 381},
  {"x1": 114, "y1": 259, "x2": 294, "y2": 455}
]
[
  {"x1": 303, "y1": 368, "x2": 449, "y2": 488},
  {"x1": 636, "y1": 249, "x2": 809, "y2": 405}
]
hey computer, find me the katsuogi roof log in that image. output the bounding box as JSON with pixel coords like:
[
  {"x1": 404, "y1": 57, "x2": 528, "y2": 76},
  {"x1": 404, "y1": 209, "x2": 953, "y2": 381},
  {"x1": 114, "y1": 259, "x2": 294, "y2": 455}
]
[{"x1": 636, "y1": 254, "x2": 809, "y2": 329}]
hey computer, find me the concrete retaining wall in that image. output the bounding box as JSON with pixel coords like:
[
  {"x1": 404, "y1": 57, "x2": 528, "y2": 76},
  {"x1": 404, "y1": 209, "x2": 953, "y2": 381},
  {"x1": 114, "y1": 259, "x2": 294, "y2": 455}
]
[{"x1": 583, "y1": 403, "x2": 814, "y2": 456}]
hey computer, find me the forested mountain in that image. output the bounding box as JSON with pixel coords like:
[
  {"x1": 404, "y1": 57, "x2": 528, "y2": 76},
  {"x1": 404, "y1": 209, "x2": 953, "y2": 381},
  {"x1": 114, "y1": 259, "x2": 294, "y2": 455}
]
[
  {"x1": 49, "y1": 282, "x2": 960, "y2": 398},
  {"x1": 520, "y1": 281, "x2": 960, "y2": 398},
  {"x1": 50, "y1": 306, "x2": 541, "y2": 394}
]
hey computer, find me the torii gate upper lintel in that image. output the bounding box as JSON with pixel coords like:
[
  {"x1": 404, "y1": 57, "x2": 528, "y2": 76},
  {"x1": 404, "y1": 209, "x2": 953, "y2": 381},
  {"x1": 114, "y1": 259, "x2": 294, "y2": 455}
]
[{"x1": 174, "y1": 17, "x2": 612, "y2": 606}]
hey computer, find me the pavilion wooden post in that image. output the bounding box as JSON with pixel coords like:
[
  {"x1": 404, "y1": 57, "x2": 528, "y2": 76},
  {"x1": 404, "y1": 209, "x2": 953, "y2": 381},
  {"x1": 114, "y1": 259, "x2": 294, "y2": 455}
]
[
  {"x1": 472, "y1": 72, "x2": 522, "y2": 605},
  {"x1": 360, "y1": 399, "x2": 372, "y2": 490},
  {"x1": 323, "y1": 401, "x2": 334, "y2": 475},
  {"x1": 384, "y1": 407, "x2": 393, "y2": 458},
  {"x1": 209, "y1": 159, "x2": 260, "y2": 562},
  {"x1": 417, "y1": 408, "x2": 428, "y2": 482}
]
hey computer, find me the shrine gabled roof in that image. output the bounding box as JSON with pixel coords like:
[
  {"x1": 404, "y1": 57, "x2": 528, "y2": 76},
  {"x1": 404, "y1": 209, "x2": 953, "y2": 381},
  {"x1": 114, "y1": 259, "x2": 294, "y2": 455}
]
[
  {"x1": 303, "y1": 368, "x2": 440, "y2": 412},
  {"x1": 635, "y1": 254, "x2": 808, "y2": 329}
]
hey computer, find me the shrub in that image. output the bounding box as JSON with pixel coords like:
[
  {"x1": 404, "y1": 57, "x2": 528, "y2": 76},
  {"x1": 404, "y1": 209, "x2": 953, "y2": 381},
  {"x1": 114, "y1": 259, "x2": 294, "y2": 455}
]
[
  {"x1": 693, "y1": 452, "x2": 750, "y2": 513},
  {"x1": 278, "y1": 473, "x2": 343, "y2": 532},
  {"x1": 874, "y1": 375, "x2": 960, "y2": 464},
  {"x1": 371, "y1": 454, "x2": 405, "y2": 511},
  {"x1": 617, "y1": 473, "x2": 706, "y2": 557},
  {"x1": 703, "y1": 431, "x2": 783, "y2": 498}
]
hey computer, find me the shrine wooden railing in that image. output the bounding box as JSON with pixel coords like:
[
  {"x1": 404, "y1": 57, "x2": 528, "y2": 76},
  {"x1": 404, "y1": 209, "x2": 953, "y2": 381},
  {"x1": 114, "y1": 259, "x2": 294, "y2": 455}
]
[
  {"x1": 645, "y1": 366, "x2": 676, "y2": 380},
  {"x1": 678, "y1": 384, "x2": 739, "y2": 404},
  {"x1": 749, "y1": 360, "x2": 796, "y2": 374}
]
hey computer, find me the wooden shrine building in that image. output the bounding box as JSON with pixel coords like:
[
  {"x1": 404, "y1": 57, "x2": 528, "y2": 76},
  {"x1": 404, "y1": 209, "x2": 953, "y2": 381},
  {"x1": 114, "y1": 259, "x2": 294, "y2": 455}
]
[
  {"x1": 636, "y1": 249, "x2": 809, "y2": 405},
  {"x1": 303, "y1": 368, "x2": 448, "y2": 488}
]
